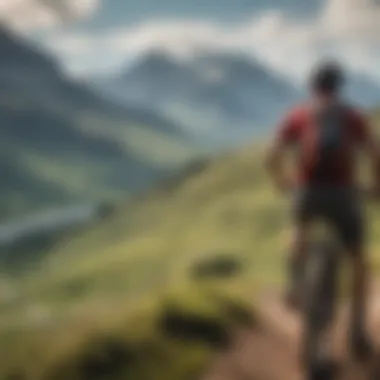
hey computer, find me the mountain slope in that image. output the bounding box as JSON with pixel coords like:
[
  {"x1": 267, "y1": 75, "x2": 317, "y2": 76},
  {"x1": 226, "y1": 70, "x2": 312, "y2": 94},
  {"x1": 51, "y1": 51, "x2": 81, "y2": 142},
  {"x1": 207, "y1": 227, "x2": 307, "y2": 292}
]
[
  {"x1": 0, "y1": 28, "x2": 197, "y2": 220},
  {"x1": 0, "y1": 28, "x2": 189, "y2": 139}
]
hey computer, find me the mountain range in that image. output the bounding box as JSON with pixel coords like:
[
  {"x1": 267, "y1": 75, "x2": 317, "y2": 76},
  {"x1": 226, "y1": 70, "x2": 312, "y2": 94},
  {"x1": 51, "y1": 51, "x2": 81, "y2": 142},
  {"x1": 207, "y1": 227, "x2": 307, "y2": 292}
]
[
  {"x1": 93, "y1": 50, "x2": 303, "y2": 146},
  {"x1": 0, "y1": 27, "x2": 197, "y2": 220}
]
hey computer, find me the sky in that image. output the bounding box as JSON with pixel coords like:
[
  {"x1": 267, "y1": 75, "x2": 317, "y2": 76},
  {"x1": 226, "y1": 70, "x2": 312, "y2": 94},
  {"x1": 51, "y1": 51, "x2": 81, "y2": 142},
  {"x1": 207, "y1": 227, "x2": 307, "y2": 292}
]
[{"x1": 1, "y1": 0, "x2": 380, "y2": 82}]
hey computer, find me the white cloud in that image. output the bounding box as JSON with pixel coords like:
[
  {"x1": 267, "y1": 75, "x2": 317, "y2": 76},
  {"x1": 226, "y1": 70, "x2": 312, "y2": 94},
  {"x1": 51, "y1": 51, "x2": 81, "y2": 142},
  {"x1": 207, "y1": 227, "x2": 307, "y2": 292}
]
[
  {"x1": 43, "y1": 0, "x2": 380, "y2": 80},
  {"x1": 0, "y1": 0, "x2": 100, "y2": 31}
]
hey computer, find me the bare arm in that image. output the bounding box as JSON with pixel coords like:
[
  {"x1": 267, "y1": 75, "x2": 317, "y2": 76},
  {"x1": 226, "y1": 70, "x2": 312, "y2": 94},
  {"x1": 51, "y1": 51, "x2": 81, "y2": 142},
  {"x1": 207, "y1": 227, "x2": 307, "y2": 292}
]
[
  {"x1": 365, "y1": 133, "x2": 380, "y2": 193},
  {"x1": 265, "y1": 112, "x2": 297, "y2": 193},
  {"x1": 265, "y1": 137, "x2": 290, "y2": 192},
  {"x1": 356, "y1": 114, "x2": 380, "y2": 194}
]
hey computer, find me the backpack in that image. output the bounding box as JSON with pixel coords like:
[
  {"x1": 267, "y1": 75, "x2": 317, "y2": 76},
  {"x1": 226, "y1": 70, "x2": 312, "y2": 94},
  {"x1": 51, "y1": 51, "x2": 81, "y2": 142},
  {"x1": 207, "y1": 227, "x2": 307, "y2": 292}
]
[{"x1": 308, "y1": 104, "x2": 347, "y2": 182}]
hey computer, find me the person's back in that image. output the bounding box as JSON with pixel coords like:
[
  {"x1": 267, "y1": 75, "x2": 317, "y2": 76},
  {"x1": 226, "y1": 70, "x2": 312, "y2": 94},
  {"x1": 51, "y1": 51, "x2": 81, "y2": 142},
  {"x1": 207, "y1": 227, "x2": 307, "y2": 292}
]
[
  {"x1": 266, "y1": 61, "x2": 380, "y2": 361},
  {"x1": 282, "y1": 100, "x2": 370, "y2": 187}
]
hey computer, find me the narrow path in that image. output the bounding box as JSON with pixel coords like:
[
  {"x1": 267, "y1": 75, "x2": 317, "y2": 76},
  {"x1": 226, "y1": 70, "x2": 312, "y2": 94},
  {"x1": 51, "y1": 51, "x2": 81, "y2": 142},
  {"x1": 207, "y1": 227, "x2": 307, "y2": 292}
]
[{"x1": 202, "y1": 281, "x2": 380, "y2": 380}]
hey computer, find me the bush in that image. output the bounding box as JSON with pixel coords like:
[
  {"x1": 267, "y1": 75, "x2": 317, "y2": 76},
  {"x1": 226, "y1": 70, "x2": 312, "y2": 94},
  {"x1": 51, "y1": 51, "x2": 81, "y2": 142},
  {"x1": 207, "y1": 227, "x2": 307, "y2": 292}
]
[
  {"x1": 158, "y1": 284, "x2": 255, "y2": 349},
  {"x1": 190, "y1": 253, "x2": 243, "y2": 280}
]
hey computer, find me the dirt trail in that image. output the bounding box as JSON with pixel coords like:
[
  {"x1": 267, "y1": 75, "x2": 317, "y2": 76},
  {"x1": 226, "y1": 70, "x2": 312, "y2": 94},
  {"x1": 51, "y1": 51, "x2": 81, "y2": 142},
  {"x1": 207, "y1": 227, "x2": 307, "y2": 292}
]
[{"x1": 202, "y1": 281, "x2": 380, "y2": 380}]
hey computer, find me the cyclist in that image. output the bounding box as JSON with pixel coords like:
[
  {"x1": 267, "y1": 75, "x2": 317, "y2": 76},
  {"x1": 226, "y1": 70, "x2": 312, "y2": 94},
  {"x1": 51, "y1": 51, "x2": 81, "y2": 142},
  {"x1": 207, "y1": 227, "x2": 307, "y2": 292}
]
[{"x1": 265, "y1": 60, "x2": 380, "y2": 359}]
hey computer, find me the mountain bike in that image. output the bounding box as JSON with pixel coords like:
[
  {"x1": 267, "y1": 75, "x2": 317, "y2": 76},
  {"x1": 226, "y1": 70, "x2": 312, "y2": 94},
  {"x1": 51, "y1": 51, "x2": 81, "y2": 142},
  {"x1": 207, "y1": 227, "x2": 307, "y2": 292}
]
[{"x1": 300, "y1": 188, "x2": 374, "y2": 380}]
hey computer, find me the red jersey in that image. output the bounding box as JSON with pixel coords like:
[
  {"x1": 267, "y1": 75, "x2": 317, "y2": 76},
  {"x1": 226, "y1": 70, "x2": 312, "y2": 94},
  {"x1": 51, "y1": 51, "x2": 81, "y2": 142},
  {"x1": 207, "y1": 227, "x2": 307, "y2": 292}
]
[{"x1": 276, "y1": 103, "x2": 370, "y2": 186}]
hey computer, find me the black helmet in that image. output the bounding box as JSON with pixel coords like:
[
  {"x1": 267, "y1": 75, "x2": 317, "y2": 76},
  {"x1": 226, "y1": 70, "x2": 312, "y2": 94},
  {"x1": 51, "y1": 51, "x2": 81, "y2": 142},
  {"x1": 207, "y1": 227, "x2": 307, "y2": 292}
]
[{"x1": 309, "y1": 60, "x2": 345, "y2": 93}]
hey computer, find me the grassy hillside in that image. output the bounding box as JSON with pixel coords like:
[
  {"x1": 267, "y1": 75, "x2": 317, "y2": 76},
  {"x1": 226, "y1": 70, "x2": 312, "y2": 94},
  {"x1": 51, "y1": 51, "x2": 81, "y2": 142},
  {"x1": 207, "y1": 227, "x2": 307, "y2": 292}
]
[
  {"x1": 2, "y1": 144, "x2": 281, "y2": 304},
  {"x1": 2, "y1": 115, "x2": 380, "y2": 379}
]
